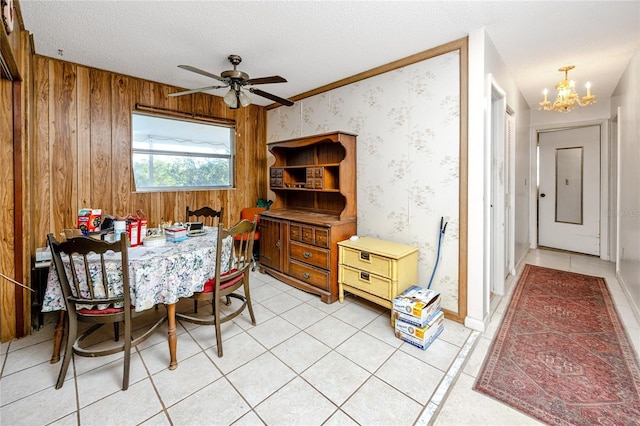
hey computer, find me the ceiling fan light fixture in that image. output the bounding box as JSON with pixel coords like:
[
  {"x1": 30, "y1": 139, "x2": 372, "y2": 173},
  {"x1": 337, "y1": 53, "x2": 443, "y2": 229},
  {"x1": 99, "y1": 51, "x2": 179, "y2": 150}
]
[
  {"x1": 224, "y1": 88, "x2": 238, "y2": 109},
  {"x1": 238, "y1": 90, "x2": 251, "y2": 107}
]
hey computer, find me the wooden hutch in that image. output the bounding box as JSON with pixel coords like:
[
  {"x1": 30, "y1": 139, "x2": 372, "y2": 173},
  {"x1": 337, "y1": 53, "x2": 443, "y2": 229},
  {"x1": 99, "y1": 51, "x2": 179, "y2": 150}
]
[{"x1": 259, "y1": 131, "x2": 357, "y2": 303}]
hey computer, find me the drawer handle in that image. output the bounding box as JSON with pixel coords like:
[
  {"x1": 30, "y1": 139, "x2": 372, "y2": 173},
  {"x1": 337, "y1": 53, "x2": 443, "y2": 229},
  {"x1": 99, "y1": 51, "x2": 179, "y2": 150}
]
[
  {"x1": 302, "y1": 251, "x2": 312, "y2": 259},
  {"x1": 302, "y1": 272, "x2": 312, "y2": 279},
  {"x1": 360, "y1": 272, "x2": 370, "y2": 281},
  {"x1": 304, "y1": 232, "x2": 310, "y2": 238},
  {"x1": 360, "y1": 252, "x2": 370, "y2": 261}
]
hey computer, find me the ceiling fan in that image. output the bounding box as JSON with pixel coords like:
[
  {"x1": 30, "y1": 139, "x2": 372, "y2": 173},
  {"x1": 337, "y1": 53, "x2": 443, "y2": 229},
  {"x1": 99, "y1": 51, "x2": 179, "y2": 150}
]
[{"x1": 169, "y1": 54, "x2": 294, "y2": 109}]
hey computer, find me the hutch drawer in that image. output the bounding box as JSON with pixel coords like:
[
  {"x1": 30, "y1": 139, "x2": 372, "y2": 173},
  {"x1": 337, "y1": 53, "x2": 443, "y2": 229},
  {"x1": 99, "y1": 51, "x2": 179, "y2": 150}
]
[
  {"x1": 289, "y1": 260, "x2": 330, "y2": 291},
  {"x1": 290, "y1": 222, "x2": 329, "y2": 248},
  {"x1": 290, "y1": 241, "x2": 330, "y2": 269}
]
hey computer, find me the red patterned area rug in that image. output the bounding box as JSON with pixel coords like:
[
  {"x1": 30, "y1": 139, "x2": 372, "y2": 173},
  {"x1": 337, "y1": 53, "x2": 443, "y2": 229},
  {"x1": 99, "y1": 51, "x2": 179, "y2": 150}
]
[{"x1": 474, "y1": 264, "x2": 640, "y2": 425}]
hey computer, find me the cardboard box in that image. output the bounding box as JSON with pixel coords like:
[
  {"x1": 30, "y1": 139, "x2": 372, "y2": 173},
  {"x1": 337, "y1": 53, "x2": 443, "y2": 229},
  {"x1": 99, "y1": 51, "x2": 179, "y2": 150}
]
[
  {"x1": 77, "y1": 208, "x2": 102, "y2": 235},
  {"x1": 395, "y1": 310, "x2": 444, "y2": 350},
  {"x1": 127, "y1": 221, "x2": 139, "y2": 247},
  {"x1": 139, "y1": 218, "x2": 148, "y2": 245},
  {"x1": 35, "y1": 247, "x2": 51, "y2": 262},
  {"x1": 164, "y1": 226, "x2": 187, "y2": 243},
  {"x1": 392, "y1": 285, "x2": 441, "y2": 327},
  {"x1": 35, "y1": 247, "x2": 52, "y2": 268}
]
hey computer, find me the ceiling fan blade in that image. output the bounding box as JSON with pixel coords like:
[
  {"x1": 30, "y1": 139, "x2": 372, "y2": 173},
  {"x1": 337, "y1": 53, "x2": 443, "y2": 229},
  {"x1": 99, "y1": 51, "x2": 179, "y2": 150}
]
[
  {"x1": 178, "y1": 65, "x2": 227, "y2": 82},
  {"x1": 246, "y1": 76, "x2": 287, "y2": 85},
  {"x1": 169, "y1": 85, "x2": 228, "y2": 97},
  {"x1": 249, "y1": 88, "x2": 294, "y2": 106}
]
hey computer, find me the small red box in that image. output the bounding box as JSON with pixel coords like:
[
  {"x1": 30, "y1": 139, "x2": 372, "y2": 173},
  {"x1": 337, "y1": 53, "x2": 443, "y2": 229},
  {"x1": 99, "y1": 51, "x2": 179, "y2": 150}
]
[
  {"x1": 138, "y1": 218, "x2": 148, "y2": 245},
  {"x1": 77, "y1": 208, "x2": 102, "y2": 235},
  {"x1": 127, "y1": 220, "x2": 139, "y2": 247}
]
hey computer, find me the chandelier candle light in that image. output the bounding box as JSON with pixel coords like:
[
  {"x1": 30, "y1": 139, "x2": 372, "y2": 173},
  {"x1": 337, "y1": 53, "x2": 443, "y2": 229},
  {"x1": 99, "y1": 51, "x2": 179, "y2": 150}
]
[{"x1": 539, "y1": 65, "x2": 596, "y2": 112}]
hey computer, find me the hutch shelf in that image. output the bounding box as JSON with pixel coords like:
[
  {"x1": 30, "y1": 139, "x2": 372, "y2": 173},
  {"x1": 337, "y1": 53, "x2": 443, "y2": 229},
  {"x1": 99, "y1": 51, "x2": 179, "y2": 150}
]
[{"x1": 259, "y1": 131, "x2": 357, "y2": 303}]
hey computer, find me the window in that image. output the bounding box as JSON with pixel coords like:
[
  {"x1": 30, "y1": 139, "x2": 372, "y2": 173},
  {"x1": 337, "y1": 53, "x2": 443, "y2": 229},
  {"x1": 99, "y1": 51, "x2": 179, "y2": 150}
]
[{"x1": 131, "y1": 112, "x2": 235, "y2": 192}]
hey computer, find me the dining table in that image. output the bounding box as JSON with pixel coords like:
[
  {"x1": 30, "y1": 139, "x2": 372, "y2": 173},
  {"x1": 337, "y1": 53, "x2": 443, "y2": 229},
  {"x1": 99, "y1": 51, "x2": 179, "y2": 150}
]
[{"x1": 42, "y1": 227, "x2": 232, "y2": 370}]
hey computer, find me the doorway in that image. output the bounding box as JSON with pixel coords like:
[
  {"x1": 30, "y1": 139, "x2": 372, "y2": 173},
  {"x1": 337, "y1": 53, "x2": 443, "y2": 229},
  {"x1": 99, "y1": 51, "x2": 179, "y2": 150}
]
[
  {"x1": 537, "y1": 125, "x2": 601, "y2": 255},
  {"x1": 488, "y1": 76, "x2": 514, "y2": 299}
]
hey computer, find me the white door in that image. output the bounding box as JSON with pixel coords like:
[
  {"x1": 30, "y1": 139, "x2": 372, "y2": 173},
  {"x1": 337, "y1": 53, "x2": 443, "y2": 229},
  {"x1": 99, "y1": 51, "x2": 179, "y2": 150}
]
[
  {"x1": 505, "y1": 112, "x2": 515, "y2": 276},
  {"x1": 489, "y1": 79, "x2": 506, "y2": 295},
  {"x1": 538, "y1": 125, "x2": 600, "y2": 255}
]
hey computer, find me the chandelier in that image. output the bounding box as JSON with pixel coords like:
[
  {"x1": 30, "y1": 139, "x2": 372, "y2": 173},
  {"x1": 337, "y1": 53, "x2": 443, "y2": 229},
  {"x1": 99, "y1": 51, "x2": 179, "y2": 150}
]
[{"x1": 539, "y1": 65, "x2": 596, "y2": 112}]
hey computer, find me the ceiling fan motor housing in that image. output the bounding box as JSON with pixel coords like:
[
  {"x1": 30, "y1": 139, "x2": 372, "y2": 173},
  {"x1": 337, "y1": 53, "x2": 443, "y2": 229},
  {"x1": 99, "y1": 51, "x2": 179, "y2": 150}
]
[
  {"x1": 221, "y1": 70, "x2": 249, "y2": 81},
  {"x1": 222, "y1": 55, "x2": 249, "y2": 82}
]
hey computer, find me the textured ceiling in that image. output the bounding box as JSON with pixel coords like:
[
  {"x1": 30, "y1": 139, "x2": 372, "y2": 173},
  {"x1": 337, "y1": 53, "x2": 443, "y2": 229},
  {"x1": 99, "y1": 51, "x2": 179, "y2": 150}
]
[{"x1": 19, "y1": 1, "x2": 640, "y2": 108}]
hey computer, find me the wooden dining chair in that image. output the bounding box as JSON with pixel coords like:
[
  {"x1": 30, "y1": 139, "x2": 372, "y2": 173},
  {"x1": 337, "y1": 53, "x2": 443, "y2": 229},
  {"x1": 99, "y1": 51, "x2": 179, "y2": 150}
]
[
  {"x1": 176, "y1": 218, "x2": 257, "y2": 357},
  {"x1": 47, "y1": 233, "x2": 166, "y2": 390},
  {"x1": 236, "y1": 207, "x2": 265, "y2": 271},
  {"x1": 186, "y1": 205, "x2": 224, "y2": 227},
  {"x1": 186, "y1": 205, "x2": 225, "y2": 312}
]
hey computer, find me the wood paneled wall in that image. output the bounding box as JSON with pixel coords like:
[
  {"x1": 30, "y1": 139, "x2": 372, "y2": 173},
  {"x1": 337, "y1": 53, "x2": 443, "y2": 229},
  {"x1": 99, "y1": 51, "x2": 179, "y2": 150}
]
[
  {"x1": 32, "y1": 56, "x2": 268, "y2": 250},
  {"x1": 1, "y1": 73, "x2": 17, "y2": 341},
  {"x1": 1, "y1": 11, "x2": 35, "y2": 341},
  {"x1": 0, "y1": 55, "x2": 267, "y2": 342}
]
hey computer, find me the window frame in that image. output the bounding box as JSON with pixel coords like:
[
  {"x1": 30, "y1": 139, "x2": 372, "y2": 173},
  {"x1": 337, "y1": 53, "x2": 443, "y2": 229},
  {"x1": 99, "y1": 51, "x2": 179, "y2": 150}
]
[{"x1": 131, "y1": 110, "x2": 236, "y2": 193}]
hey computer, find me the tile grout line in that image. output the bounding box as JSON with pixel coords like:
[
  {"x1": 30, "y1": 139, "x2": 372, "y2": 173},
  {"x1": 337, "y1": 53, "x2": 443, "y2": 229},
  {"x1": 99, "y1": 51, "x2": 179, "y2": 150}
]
[{"x1": 414, "y1": 329, "x2": 481, "y2": 425}]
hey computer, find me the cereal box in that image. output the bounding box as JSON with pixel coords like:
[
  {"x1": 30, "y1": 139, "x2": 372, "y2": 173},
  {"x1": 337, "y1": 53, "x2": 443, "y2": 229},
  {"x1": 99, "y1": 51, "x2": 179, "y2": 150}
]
[
  {"x1": 394, "y1": 310, "x2": 444, "y2": 350},
  {"x1": 392, "y1": 285, "x2": 441, "y2": 327},
  {"x1": 77, "y1": 208, "x2": 102, "y2": 235}
]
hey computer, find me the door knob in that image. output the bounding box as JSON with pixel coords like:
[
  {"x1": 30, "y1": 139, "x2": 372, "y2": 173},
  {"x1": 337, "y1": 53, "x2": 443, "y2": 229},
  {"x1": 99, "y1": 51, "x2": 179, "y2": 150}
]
[{"x1": 540, "y1": 193, "x2": 546, "y2": 197}]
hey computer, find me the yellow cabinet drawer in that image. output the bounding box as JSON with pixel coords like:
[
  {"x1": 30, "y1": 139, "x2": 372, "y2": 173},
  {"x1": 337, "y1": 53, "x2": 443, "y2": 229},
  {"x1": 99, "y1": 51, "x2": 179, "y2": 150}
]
[
  {"x1": 340, "y1": 247, "x2": 393, "y2": 279},
  {"x1": 339, "y1": 264, "x2": 392, "y2": 300},
  {"x1": 290, "y1": 260, "x2": 330, "y2": 291},
  {"x1": 290, "y1": 241, "x2": 330, "y2": 269}
]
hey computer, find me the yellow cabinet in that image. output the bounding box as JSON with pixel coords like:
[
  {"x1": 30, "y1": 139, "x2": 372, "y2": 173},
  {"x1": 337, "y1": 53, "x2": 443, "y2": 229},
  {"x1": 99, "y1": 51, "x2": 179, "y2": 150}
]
[{"x1": 338, "y1": 237, "x2": 418, "y2": 324}]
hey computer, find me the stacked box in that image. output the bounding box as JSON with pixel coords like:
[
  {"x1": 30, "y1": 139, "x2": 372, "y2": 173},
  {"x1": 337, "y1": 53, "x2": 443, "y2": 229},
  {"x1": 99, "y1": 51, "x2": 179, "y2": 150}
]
[
  {"x1": 394, "y1": 310, "x2": 444, "y2": 350},
  {"x1": 393, "y1": 285, "x2": 443, "y2": 350},
  {"x1": 392, "y1": 286, "x2": 441, "y2": 327}
]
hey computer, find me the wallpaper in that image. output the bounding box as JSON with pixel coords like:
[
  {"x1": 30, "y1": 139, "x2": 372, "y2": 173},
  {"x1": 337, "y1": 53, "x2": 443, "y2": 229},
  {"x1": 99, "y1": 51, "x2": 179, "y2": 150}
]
[{"x1": 267, "y1": 50, "x2": 461, "y2": 314}]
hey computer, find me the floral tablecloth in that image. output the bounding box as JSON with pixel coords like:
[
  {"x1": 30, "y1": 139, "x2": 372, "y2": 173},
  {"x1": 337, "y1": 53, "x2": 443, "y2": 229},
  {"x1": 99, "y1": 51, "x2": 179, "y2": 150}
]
[{"x1": 42, "y1": 228, "x2": 232, "y2": 313}]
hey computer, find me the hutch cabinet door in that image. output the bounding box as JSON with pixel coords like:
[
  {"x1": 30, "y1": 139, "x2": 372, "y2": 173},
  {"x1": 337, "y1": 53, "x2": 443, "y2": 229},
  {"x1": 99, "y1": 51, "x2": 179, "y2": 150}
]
[{"x1": 259, "y1": 216, "x2": 282, "y2": 271}]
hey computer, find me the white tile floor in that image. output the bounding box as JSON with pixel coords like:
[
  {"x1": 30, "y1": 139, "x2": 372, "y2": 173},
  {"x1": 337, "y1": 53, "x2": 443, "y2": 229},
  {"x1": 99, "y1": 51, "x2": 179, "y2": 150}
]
[{"x1": 1, "y1": 249, "x2": 638, "y2": 425}]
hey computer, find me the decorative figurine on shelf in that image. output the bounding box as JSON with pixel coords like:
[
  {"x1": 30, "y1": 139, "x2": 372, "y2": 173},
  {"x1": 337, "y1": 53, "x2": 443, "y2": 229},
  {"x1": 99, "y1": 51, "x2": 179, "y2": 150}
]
[{"x1": 257, "y1": 199, "x2": 273, "y2": 210}]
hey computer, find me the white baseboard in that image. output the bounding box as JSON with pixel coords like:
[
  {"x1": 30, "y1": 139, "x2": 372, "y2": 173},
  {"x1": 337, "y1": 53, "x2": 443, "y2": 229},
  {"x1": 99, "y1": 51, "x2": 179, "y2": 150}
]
[
  {"x1": 464, "y1": 314, "x2": 489, "y2": 332},
  {"x1": 514, "y1": 247, "x2": 530, "y2": 275},
  {"x1": 616, "y1": 271, "x2": 640, "y2": 326}
]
